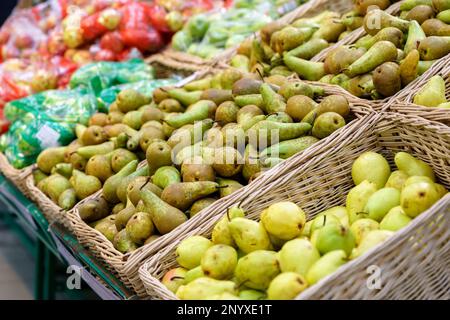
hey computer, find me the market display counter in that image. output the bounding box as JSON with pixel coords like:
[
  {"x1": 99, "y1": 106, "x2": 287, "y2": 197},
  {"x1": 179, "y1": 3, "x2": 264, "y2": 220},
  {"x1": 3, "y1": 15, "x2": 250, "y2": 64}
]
[{"x1": 0, "y1": 173, "x2": 132, "y2": 300}]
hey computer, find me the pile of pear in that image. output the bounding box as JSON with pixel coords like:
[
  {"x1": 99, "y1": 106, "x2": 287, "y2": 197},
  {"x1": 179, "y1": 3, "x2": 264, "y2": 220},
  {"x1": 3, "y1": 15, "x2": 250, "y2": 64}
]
[
  {"x1": 413, "y1": 75, "x2": 450, "y2": 108},
  {"x1": 317, "y1": 0, "x2": 450, "y2": 99},
  {"x1": 161, "y1": 151, "x2": 447, "y2": 300},
  {"x1": 229, "y1": 0, "x2": 403, "y2": 80},
  {"x1": 33, "y1": 87, "x2": 157, "y2": 212}
]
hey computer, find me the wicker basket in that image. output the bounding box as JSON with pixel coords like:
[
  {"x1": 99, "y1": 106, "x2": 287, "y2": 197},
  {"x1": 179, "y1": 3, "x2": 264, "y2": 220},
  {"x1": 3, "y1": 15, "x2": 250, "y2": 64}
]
[
  {"x1": 160, "y1": 0, "x2": 333, "y2": 71},
  {"x1": 389, "y1": 57, "x2": 450, "y2": 125},
  {"x1": 60, "y1": 76, "x2": 373, "y2": 297},
  {"x1": 0, "y1": 152, "x2": 33, "y2": 196},
  {"x1": 138, "y1": 112, "x2": 450, "y2": 300}
]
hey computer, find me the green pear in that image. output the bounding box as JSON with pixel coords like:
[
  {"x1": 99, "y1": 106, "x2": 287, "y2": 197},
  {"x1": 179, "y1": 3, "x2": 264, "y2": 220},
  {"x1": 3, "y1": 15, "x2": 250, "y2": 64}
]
[
  {"x1": 212, "y1": 207, "x2": 246, "y2": 247},
  {"x1": 239, "y1": 290, "x2": 266, "y2": 300},
  {"x1": 379, "y1": 206, "x2": 412, "y2": 231},
  {"x1": 78, "y1": 197, "x2": 110, "y2": 222},
  {"x1": 52, "y1": 163, "x2": 73, "y2": 179},
  {"x1": 315, "y1": 224, "x2": 356, "y2": 256},
  {"x1": 278, "y1": 238, "x2": 320, "y2": 277},
  {"x1": 85, "y1": 153, "x2": 113, "y2": 183},
  {"x1": 58, "y1": 188, "x2": 77, "y2": 211},
  {"x1": 45, "y1": 174, "x2": 72, "y2": 203},
  {"x1": 176, "y1": 236, "x2": 213, "y2": 270},
  {"x1": 354, "y1": 27, "x2": 404, "y2": 50},
  {"x1": 260, "y1": 136, "x2": 319, "y2": 160},
  {"x1": 404, "y1": 176, "x2": 435, "y2": 187},
  {"x1": 113, "y1": 229, "x2": 137, "y2": 253},
  {"x1": 126, "y1": 211, "x2": 155, "y2": 244},
  {"x1": 352, "y1": 152, "x2": 391, "y2": 189},
  {"x1": 234, "y1": 250, "x2": 280, "y2": 290},
  {"x1": 435, "y1": 183, "x2": 449, "y2": 198},
  {"x1": 299, "y1": 222, "x2": 310, "y2": 239},
  {"x1": 103, "y1": 160, "x2": 138, "y2": 204},
  {"x1": 115, "y1": 198, "x2": 136, "y2": 231},
  {"x1": 111, "y1": 148, "x2": 138, "y2": 173},
  {"x1": 94, "y1": 216, "x2": 118, "y2": 242},
  {"x1": 229, "y1": 218, "x2": 272, "y2": 254},
  {"x1": 364, "y1": 188, "x2": 401, "y2": 222},
  {"x1": 217, "y1": 178, "x2": 244, "y2": 198},
  {"x1": 116, "y1": 88, "x2": 150, "y2": 113},
  {"x1": 260, "y1": 83, "x2": 286, "y2": 114},
  {"x1": 345, "y1": 41, "x2": 398, "y2": 77},
  {"x1": 201, "y1": 245, "x2": 238, "y2": 280},
  {"x1": 413, "y1": 75, "x2": 447, "y2": 107},
  {"x1": 207, "y1": 293, "x2": 240, "y2": 300},
  {"x1": 312, "y1": 112, "x2": 346, "y2": 139},
  {"x1": 418, "y1": 36, "x2": 450, "y2": 60},
  {"x1": 162, "y1": 267, "x2": 188, "y2": 294},
  {"x1": 350, "y1": 218, "x2": 379, "y2": 245},
  {"x1": 248, "y1": 121, "x2": 312, "y2": 147},
  {"x1": 394, "y1": 152, "x2": 435, "y2": 181},
  {"x1": 385, "y1": 170, "x2": 409, "y2": 190},
  {"x1": 404, "y1": 21, "x2": 426, "y2": 54},
  {"x1": 310, "y1": 212, "x2": 341, "y2": 234},
  {"x1": 146, "y1": 141, "x2": 173, "y2": 175},
  {"x1": 346, "y1": 180, "x2": 378, "y2": 224},
  {"x1": 76, "y1": 141, "x2": 115, "y2": 159},
  {"x1": 189, "y1": 198, "x2": 217, "y2": 217},
  {"x1": 261, "y1": 202, "x2": 306, "y2": 241},
  {"x1": 141, "y1": 189, "x2": 188, "y2": 234},
  {"x1": 167, "y1": 88, "x2": 202, "y2": 107},
  {"x1": 351, "y1": 230, "x2": 394, "y2": 259},
  {"x1": 164, "y1": 100, "x2": 214, "y2": 129},
  {"x1": 71, "y1": 170, "x2": 102, "y2": 200},
  {"x1": 184, "y1": 266, "x2": 204, "y2": 284},
  {"x1": 306, "y1": 250, "x2": 347, "y2": 285},
  {"x1": 37, "y1": 147, "x2": 66, "y2": 174},
  {"x1": 363, "y1": 9, "x2": 410, "y2": 36},
  {"x1": 115, "y1": 165, "x2": 150, "y2": 204},
  {"x1": 401, "y1": 182, "x2": 440, "y2": 218},
  {"x1": 161, "y1": 181, "x2": 219, "y2": 211},
  {"x1": 176, "y1": 277, "x2": 237, "y2": 300},
  {"x1": 321, "y1": 206, "x2": 349, "y2": 228},
  {"x1": 267, "y1": 272, "x2": 308, "y2": 300}
]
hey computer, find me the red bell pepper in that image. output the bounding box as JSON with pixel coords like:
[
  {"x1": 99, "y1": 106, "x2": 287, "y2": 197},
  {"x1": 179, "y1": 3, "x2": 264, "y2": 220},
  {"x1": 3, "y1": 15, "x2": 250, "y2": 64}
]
[
  {"x1": 100, "y1": 31, "x2": 124, "y2": 53},
  {"x1": 120, "y1": 27, "x2": 164, "y2": 53},
  {"x1": 80, "y1": 12, "x2": 109, "y2": 41},
  {"x1": 145, "y1": 3, "x2": 171, "y2": 33}
]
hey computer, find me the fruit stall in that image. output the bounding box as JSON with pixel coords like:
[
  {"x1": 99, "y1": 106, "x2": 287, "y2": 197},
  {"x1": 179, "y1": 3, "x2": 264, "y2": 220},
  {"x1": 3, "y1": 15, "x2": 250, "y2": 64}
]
[{"x1": 0, "y1": 0, "x2": 448, "y2": 301}]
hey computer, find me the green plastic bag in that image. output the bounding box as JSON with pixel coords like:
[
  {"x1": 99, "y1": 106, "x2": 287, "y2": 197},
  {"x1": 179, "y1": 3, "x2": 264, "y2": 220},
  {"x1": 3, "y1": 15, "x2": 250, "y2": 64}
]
[{"x1": 69, "y1": 59, "x2": 155, "y2": 95}]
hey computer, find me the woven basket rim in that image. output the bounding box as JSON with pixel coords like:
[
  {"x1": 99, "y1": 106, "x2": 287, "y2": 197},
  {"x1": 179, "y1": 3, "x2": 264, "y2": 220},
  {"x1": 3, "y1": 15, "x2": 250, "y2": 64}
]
[{"x1": 137, "y1": 111, "x2": 450, "y2": 300}]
